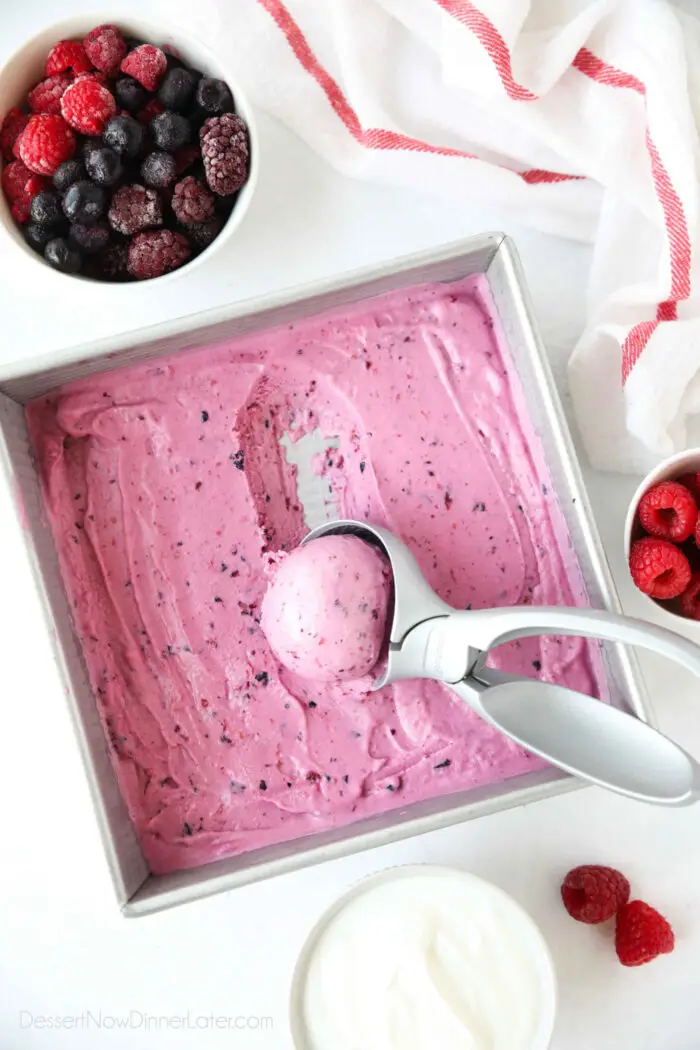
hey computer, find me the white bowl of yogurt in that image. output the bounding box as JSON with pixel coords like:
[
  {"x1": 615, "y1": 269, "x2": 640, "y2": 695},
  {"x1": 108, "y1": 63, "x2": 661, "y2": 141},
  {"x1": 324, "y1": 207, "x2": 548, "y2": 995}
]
[{"x1": 290, "y1": 864, "x2": 556, "y2": 1050}]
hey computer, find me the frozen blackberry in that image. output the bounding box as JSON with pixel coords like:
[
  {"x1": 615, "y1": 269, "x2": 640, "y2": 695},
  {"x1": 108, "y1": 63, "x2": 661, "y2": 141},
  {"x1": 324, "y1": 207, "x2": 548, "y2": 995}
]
[
  {"x1": 108, "y1": 183, "x2": 162, "y2": 235},
  {"x1": 185, "y1": 216, "x2": 222, "y2": 251},
  {"x1": 44, "y1": 237, "x2": 82, "y2": 274},
  {"x1": 195, "y1": 77, "x2": 234, "y2": 115},
  {"x1": 158, "y1": 68, "x2": 197, "y2": 112},
  {"x1": 140, "y1": 151, "x2": 176, "y2": 189},
  {"x1": 53, "y1": 158, "x2": 85, "y2": 193},
  {"x1": 200, "y1": 114, "x2": 249, "y2": 196},
  {"x1": 150, "y1": 112, "x2": 191, "y2": 151},
  {"x1": 85, "y1": 147, "x2": 123, "y2": 186},
  {"x1": 172, "y1": 176, "x2": 215, "y2": 224},
  {"x1": 62, "y1": 180, "x2": 106, "y2": 224},
  {"x1": 127, "y1": 228, "x2": 190, "y2": 279},
  {"x1": 29, "y1": 190, "x2": 64, "y2": 228},
  {"x1": 92, "y1": 241, "x2": 129, "y2": 281},
  {"x1": 114, "y1": 75, "x2": 147, "y2": 113},
  {"x1": 24, "y1": 223, "x2": 53, "y2": 253},
  {"x1": 103, "y1": 115, "x2": 145, "y2": 158},
  {"x1": 69, "y1": 221, "x2": 110, "y2": 254}
]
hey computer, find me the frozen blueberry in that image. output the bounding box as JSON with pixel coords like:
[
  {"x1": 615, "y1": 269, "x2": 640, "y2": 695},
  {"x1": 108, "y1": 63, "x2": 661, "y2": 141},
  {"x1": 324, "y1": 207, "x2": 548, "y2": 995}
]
[
  {"x1": 103, "y1": 116, "x2": 145, "y2": 158},
  {"x1": 158, "y1": 68, "x2": 197, "y2": 112},
  {"x1": 195, "y1": 77, "x2": 234, "y2": 115},
  {"x1": 53, "y1": 159, "x2": 85, "y2": 193},
  {"x1": 69, "y1": 222, "x2": 110, "y2": 255},
  {"x1": 114, "y1": 75, "x2": 148, "y2": 113},
  {"x1": 85, "y1": 147, "x2": 123, "y2": 187},
  {"x1": 150, "y1": 112, "x2": 191, "y2": 151},
  {"x1": 44, "y1": 237, "x2": 82, "y2": 274},
  {"x1": 81, "y1": 136, "x2": 104, "y2": 160},
  {"x1": 140, "y1": 151, "x2": 177, "y2": 188},
  {"x1": 24, "y1": 223, "x2": 53, "y2": 253},
  {"x1": 29, "y1": 191, "x2": 64, "y2": 228},
  {"x1": 62, "y1": 181, "x2": 106, "y2": 224}
]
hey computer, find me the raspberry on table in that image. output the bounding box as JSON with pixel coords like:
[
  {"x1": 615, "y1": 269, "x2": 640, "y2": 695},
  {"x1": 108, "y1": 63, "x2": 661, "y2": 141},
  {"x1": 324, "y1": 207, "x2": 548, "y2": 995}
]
[
  {"x1": 52, "y1": 158, "x2": 85, "y2": 192},
  {"x1": 103, "y1": 115, "x2": 145, "y2": 158},
  {"x1": 108, "y1": 183, "x2": 162, "y2": 235},
  {"x1": 121, "y1": 45, "x2": 167, "y2": 92},
  {"x1": 151, "y1": 112, "x2": 191, "y2": 151},
  {"x1": 561, "y1": 864, "x2": 630, "y2": 924},
  {"x1": 195, "y1": 77, "x2": 234, "y2": 115},
  {"x1": 158, "y1": 67, "x2": 198, "y2": 112},
  {"x1": 61, "y1": 79, "x2": 116, "y2": 135},
  {"x1": 18, "y1": 114, "x2": 76, "y2": 175},
  {"x1": 172, "y1": 175, "x2": 214, "y2": 224},
  {"x1": 1, "y1": 108, "x2": 30, "y2": 161},
  {"x1": 140, "y1": 151, "x2": 177, "y2": 189},
  {"x1": 615, "y1": 900, "x2": 674, "y2": 967},
  {"x1": 200, "y1": 113, "x2": 249, "y2": 196},
  {"x1": 44, "y1": 236, "x2": 82, "y2": 274},
  {"x1": 83, "y1": 25, "x2": 127, "y2": 76},
  {"x1": 637, "y1": 481, "x2": 697, "y2": 543},
  {"x1": 85, "y1": 147, "x2": 123, "y2": 186},
  {"x1": 45, "y1": 40, "x2": 93, "y2": 77},
  {"x1": 62, "y1": 180, "x2": 106, "y2": 224},
  {"x1": 127, "y1": 228, "x2": 190, "y2": 279},
  {"x1": 28, "y1": 73, "x2": 74, "y2": 115},
  {"x1": 629, "y1": 537, "x2": 691, "y2": 600},
  {"x1": 115, "y1": 76, "x2": 148, "y2": 113}
]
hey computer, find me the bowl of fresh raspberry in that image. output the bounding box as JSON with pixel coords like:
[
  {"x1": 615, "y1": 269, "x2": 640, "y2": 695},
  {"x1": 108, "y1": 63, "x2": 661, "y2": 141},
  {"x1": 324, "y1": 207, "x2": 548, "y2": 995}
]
[
  {"x1": 625, "y1": 449, "x2": 700, "y2": 624},
  {"x1": 0, "y1": 16, "x2": 258, "y2": 283}
]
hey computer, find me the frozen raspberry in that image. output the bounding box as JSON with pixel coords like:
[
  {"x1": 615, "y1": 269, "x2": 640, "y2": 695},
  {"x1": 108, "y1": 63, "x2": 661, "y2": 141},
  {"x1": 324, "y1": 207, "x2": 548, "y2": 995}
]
[
  {"x1": 561, "y1": 865, "x2": 630, "y2": 924},
  {"x1": 0, "y1": 108, "x2": 30, "y2": 160},
  {"x1": 74, "y1": 71, "x2": 109, "y2": 87},
  {"x1": 200, "y1": 113, "x2": 249, "y2": 196},
  {"x1": 615, "y1": 900, "x2": 674, "y2": 967},
  {"x1": 18, "y1": 114, "x2": 76, "y2": 175},
  {"x1": 172, "y1": 175, "x2": 214, "y2": 224},
  {"x1": 629, "y1": 536, "x2": 691, "y2": 600},
  {"x1": 28, "y1": 73, "x2": 74, "y2": 115},
  {"x1": 195, "y1": 77, "x2": 234, "y2": 115},
  {"x1": 83, "y1": 25, "x2": 127, "y2": 76},
  {"x1": 45, "y1": 41, "x2": 93, "y2": 77},
  {"x1": 173, "y1": 144, "x2": 200, "y2": 174},
  {"x1": 140, "y1": 151, "x2": 176, "y2": 189},
  {"x1": 679, "y1": 572, "x2": 700, "y2": 619},
  {"x1": 128, "y1": 229, "x2": 190, "y2": 279},
  {"x1": 11, "y1": 196, "x2": 33, "y2": 223},
  {"x1": 121, "y1": 45, "x2": 167, "y2": 92},
  {"x1": 108, "y1": 184, "x2": 162, "y2": 235},
  {"x1": 638, "y1": 481, "x2": 697, "y2": 543},
  {"x1": 61, "y1": 79, "x2": 116, "y2": 135},
  {"x1": 676, "y1": 472, "x2": 700, "y2": 502},
  {"x1": 136, "y1": 99, "x2": 165, "y2": 126},
  {"x1": 2, "y1": 159, "x2": 43, "y2": 201}
]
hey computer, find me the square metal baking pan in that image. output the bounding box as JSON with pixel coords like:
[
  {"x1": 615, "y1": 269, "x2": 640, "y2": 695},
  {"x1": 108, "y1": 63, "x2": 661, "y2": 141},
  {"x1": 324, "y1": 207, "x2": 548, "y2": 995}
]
[{"x1": 0, "y1": 233, "x2": 651, "y2": 916}]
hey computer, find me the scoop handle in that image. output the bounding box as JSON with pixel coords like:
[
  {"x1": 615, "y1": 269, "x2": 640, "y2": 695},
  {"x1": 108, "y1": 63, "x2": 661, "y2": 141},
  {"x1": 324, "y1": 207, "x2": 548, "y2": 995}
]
[
  {"x1": 458, "y1": 606, "x2": 700, "y2": 682},
  {"x1": 449, "y1": 669, "x2": 700, "y2": 805}
]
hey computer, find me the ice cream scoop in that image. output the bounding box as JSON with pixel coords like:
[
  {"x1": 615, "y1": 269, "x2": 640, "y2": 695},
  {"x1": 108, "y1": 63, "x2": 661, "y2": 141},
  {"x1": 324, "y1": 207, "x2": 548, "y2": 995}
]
[{"x1": 261, "y1": 535, "x2": 392, "y2": 681}]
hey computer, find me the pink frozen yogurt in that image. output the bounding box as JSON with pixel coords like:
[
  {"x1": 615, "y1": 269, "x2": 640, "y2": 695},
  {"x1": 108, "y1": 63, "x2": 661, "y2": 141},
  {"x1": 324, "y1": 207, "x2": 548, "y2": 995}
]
[
  {"x1": 261, "y1": 536, "x2": 391, "y2": 682},
  {"x1": 26, "y1": 275, "x2": 606, "y2": 875}
]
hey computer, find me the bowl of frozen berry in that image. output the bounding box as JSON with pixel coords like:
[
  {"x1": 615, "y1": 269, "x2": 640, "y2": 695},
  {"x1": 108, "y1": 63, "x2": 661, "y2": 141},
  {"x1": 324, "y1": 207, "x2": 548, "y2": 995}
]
[
  {"x1": 0, "y1": 17, "x2": 257, "y2": 282},
  {"x1": 625, "y1": 449, "x2": 700, "y2": 624}
]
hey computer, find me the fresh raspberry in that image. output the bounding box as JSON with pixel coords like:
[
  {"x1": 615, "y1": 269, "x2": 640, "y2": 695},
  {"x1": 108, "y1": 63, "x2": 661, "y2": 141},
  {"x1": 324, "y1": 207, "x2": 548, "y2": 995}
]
[
  {"x1": 28, "y1": 72, "x2": 74, "y2": 115},
  {"x1": 638, "y1": 481, "x2": 697, "y2": 542},
  {"x1": 136, "y1": 98, "x2": 165, "y2": 126},
  {"x1": 200, "y1": 113, "x2": 249, "y2": 196},
  {"x1": 83, "y1": 25, "x2": 127, "y2": 76},
  {"x1": 127, "y1": 229, "x2": 190, "y2": 280},
  {"x1": 17, "y1": 114, "x2": 76, "y2": 175},
  {"x1": 45, "y1": 40, "x2": 93, "y2": 77},
  {"x1": 107, "y1": 184, "x2": 162, "y2": 236},
  {"x1": 2, "y1": 159, "x2": 44, "y2": 201},
  {"x1": 121, "y1": 45, "x2": 167, "y2": 92},
  {"x1": 561, "y1": 865, "x2": 630, "y2": 924},
  {"x1": 172, "y1": 176, "x2": 215, "y2": 224},
  {"x1": 61, "y1": 79, "x2": 116, "y2": 135},
  {"x1": 677, "y1": 472, "x2": 700, "y2": 502},
  {"x1": 615, "y1": 900, "x2": 674, "y2": 967},
  {"x1": 679, "y1": 572, "x2": 700, "y2": 619},
  {"x1": 629, "y1": 537, "x2": 691, "y2": 600},
  {"x1": 0, "y1": 108, "x2": 30, "y2": 161},
  {"x1": 173, "y1": 144, "x2": 200, "y2": 174}
]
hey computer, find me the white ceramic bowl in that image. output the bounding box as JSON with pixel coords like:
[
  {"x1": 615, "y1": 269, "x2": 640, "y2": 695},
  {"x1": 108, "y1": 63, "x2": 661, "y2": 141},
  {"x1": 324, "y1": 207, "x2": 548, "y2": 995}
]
[
  {"x1": 0, "y1": 15, "x2": 258, "y2": 285},
  {"x1": 624, "y1": 448, "x2": 700, "y2": 627},
  {"x1": 289, "y1": 864, "x2": 557, "y2": 1050}
]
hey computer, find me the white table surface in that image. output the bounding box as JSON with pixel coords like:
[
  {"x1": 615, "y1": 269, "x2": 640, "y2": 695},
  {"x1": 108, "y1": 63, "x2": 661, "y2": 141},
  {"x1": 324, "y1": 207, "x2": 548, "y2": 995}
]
[{"x1": 2, "y1": 4, "x2": 700, "y2": 1049}]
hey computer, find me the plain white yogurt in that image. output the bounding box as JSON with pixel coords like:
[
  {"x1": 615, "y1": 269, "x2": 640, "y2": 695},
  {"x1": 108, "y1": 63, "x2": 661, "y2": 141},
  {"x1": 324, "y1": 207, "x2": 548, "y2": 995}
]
[{"x1": 290, "y1": 866, "x2": 556, "y2": 1050}]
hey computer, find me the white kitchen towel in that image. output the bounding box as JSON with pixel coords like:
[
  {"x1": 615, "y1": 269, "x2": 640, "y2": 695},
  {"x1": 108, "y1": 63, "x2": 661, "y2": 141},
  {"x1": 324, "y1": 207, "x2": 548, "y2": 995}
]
[{"x1": 162, "y1": 0, "x2": 700, "y2": 474}]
